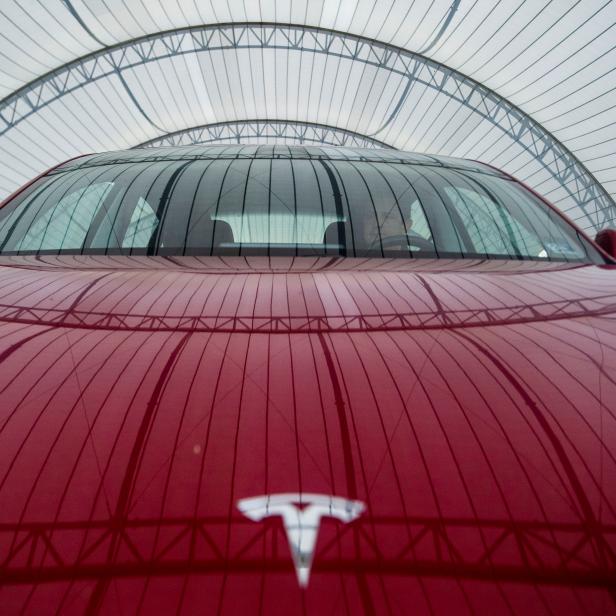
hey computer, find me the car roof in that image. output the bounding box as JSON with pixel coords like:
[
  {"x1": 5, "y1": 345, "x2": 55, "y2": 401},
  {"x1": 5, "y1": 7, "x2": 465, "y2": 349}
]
[{"x1": 53, "y1": 144, "x2": 506, "y2": 177}]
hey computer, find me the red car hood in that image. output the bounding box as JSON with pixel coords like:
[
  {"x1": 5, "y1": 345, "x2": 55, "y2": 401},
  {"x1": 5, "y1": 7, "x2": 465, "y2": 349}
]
[{"x1": 0, "y1": 256, "x2": 615, "y2": 615}]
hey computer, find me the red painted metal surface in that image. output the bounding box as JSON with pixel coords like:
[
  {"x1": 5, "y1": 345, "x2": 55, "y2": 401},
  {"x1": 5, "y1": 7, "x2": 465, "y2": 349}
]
[
  {"x1": 0, "y1": 253, "x2": 614, "y2": 614},
  {"x1": 596, "y1": 229, "x2": 616, "y2": 260}
]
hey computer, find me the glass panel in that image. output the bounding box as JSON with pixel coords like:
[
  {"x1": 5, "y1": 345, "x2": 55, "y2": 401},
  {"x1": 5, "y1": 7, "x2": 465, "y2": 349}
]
[
  {"x1": 0, "y1": 155, "x2": 602, "y2": 263},
  {"x1": 409, "y1": 199, "x2": 432, "y2": 241},
  {"x1": 15, "y1": 182, "x2": 113, "y2": 252},
  {"x1": 122, "y1": 197, "x2": 158, "y2": 249}
]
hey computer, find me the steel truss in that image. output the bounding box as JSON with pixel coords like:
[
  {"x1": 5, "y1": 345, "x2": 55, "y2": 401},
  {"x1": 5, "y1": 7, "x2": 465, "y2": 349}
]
[
  {"x1": 1, "y1": 515, "x2": 614, "y2": 587},
  {"x1": 0, "y1": 23, "x2": 613, "y2": 229},
  {"x1": 136, "y1": 119, "x2": 393, "y2": 149}
]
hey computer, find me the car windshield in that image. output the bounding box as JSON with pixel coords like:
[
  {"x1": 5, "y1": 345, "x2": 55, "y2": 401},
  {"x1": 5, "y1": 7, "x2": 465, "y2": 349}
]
[{"x1": 0, "y1": 150, "x2": 601, "y2": 262}]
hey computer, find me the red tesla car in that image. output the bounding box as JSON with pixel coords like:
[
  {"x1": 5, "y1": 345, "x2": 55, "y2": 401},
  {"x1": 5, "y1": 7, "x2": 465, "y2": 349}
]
[{"x1": 0, "y1": 145, "x2": 614, "y2": 614}]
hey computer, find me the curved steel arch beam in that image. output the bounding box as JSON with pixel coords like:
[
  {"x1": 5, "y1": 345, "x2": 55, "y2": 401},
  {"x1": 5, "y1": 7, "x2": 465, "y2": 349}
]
[
  {"x1": 134, "y1": 119, "x2": 395, "y2": 149},
  {"x1": 0, "y1": 22, "x2": 612, "y2": 229}
]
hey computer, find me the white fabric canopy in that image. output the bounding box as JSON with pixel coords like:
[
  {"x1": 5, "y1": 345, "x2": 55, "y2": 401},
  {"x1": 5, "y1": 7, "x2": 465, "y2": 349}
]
[{"x1": 0, "y1": 0, "x2": 614, "y2": 232}]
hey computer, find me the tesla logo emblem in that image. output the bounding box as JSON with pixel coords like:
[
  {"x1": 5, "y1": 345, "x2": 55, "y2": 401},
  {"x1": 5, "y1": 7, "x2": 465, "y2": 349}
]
[{"x1": 237, "y1": 493, "x2": 365, "y2": 587}]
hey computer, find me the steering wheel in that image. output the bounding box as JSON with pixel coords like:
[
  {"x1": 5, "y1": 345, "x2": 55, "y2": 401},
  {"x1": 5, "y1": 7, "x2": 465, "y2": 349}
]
[{"x1": 380, "y1": 233, "x2": 435, "y2": 251}]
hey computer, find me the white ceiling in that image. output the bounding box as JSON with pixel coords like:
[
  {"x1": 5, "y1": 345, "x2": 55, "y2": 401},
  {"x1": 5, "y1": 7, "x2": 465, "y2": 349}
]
[{"x1": 1, "y1": 0, "x2": 615, "y2": 231}]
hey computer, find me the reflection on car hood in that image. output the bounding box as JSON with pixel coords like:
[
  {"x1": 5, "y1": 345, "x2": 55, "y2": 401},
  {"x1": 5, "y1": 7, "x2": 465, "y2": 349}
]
[
  {"x1": 0, "y1": 256, "x2": 615, "y2": 614},
  {"x1": 0, "y1": 255, "x2": 613, "y2": 331}
]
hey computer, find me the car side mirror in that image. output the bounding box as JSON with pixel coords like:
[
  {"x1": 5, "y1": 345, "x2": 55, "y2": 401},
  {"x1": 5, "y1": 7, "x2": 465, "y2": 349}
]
[{"x1": 594, "y1": 228, "x2": 616, "y2": 260}]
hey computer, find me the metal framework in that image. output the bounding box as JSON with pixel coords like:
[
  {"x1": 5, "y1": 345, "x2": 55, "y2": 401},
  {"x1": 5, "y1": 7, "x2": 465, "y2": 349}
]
[
  {"x1": 2, "y1": 515, "x2": 615, "y2": 587},
  {"x1": 136, "y1": 119, "x2": 393, "y2": 149},
  {"x1": 0, "y1": 22, "x2": 613, "y2": 229}
]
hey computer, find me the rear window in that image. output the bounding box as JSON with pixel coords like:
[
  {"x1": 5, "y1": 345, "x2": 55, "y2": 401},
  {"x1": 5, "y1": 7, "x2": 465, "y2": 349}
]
[{"x1": 0, "y1": 156, "x2": 601, "y2": 262}]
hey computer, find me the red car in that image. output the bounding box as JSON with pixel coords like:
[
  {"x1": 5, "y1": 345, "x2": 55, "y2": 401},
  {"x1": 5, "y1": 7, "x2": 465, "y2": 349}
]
[{"x1": 0, "y1": 145, "x2": 615, "y2": 614}]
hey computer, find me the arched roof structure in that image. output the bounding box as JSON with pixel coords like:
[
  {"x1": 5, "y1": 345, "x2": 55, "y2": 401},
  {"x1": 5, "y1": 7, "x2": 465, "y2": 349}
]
[
  {"x1": 0, "y1": 0, "x2": 615, "y2": 233},
  {"x1": 135, "y1": 119, "x2": 394, "y2": 149}
]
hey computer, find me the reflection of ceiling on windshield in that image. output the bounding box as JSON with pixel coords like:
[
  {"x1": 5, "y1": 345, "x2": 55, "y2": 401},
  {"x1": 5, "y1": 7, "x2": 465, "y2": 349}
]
[{"x1": 0, "y1": 1, "x2": 614, "y2": 233}]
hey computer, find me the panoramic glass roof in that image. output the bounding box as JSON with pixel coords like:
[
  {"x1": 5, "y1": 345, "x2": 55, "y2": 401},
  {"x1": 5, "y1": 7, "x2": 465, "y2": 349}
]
[
  {"x1": 0, "y1": 0, "x2": 614, "y2": 234},
  {"x1": 0, "y1": 145, "x2": 601, "y2": 263}
]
